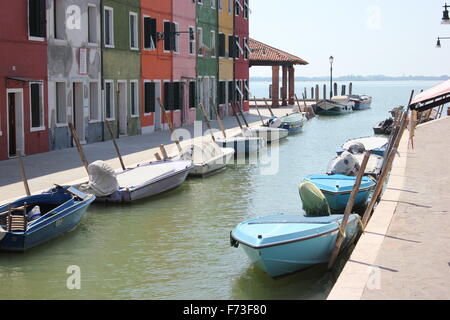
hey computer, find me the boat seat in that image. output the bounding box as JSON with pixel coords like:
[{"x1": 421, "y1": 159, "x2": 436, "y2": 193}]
[{"x1": 6, "y1": 204, "x2": 28, "y2": 232}]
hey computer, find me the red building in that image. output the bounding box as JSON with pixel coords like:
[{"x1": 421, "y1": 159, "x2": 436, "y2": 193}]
[
  {"x1": 0, "y1": 0, "x2": 49, "y2": 160},
  {"x1": 234, "y1": 0, "x2": 250, "y2": 112}
]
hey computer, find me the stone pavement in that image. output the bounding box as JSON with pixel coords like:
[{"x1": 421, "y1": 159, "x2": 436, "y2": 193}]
[
  {"x1": 0, "y1": 106, "x2": 294, "y2": 204},
  {"x1": 328, "y1": 116, "x2": 450, "y2": 300}
]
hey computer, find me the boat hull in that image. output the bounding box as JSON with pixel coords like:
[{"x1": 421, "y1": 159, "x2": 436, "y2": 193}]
[
  {"x1": 232, "y1": 214, "x2": 360, "y2": 277},
  {"x1": 189, "y1": 148, "x2": 235, "y2": 176},
  {"x1": 215, "y1": 137, "x2": 266, "y2": 155},
  {"x1": 0, "y1": 187, "x2": 95, "y2": 252},
  {"x1": 321, "y1": 189, "x2": 372, "y2": 213},
  {"x1": 252, "y1": 127, "x2": 289, "y2": 142},
  {"x1": 313, "y1": 100, "x2": 353, "y2": 115}
]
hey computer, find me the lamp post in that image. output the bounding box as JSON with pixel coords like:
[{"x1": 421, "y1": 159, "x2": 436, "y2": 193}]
[
  {"x1": 436, "y1": 36, "x2": 450, "y2": 48},
  {"x1": 442, "y1": 3, "x2": 450, "y2": 24},
  {"x1": 329, "y1": 56, "x2": 334, "y2": 99}
]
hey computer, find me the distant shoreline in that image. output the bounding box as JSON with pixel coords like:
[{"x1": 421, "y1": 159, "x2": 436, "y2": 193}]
[{"x1": 251, "y1": 76, "x2": 448, "y2": 82}]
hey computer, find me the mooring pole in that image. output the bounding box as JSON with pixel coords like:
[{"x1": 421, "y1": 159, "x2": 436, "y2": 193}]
[{"x1": 17, "y1": 149, "x2": 31, "y2": 196}]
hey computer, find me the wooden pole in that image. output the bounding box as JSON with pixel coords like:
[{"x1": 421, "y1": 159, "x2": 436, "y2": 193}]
[
  {"x1": 323, "y1": 84, "x2": 326, "y2": 100},
  {"x1": 304, "y1": 87, "x2": 307, "y2": 99},
  {"x1": 17, "y1": 149, "x2": 31, "y2": 196},
  {"x1": 235, "y1": 101, "x2": 249, "y2": 128},
  {"x1": 68, "y1": 123, "x2": 89, "y2": 175},
  {"x1": 361, "y1": 111, "x2": 409, "y2": 229},
  {"x1": 349, "y1": 82, "x2": 353, "y2": 95},
  {"x1": 159, "y1": 145, "x2": 169, "y2": 160},
  {"x1": 105, "y1": 120, "x2": 126, "y2": 171},
  {"x1": 230, "y1": 102, "x2": 244, "y2": 129},
  {"x1": 253, "y1": 96, "x2": 265, "y2": 126},
  {"x1": 328, "y1": 151, "x2": 371, "y2": 269},
  {"x1": 341, "y1": 85, "x2": 346, "y2": 96},
  {"x1": 210, "y1": 97, "x2": 227, "y2": 138},
  {"x1": 263, "y1": 98, "x2": 275, "y2": 117},
  {"x1": 154, "y1": 153, "x2": 162, "y2": 161},
  {"x1": 294, "y1": 94, "x2": 303, "y2": 112},
  {"x1": 157, "y1": 97, "x2": 183, "y2": 154},
  {"x1": 311, "y1": 87, "x2": 314, "y2": 100},
  {"x1": 199, "y1": 103, "x2": 216, "y2": 142},
  {"x1": 333, "y1": 82, "x2": 338, "y2": 97},
  {"x1": 315, "y1": 85, "x2": 319, "y2": 102}
]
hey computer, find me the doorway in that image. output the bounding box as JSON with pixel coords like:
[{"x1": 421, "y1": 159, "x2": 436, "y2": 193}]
[
  {"x1": 7, "y1": 89, "x2": 24, "y2": 158},
  {"x1": 72, "y1": 82, "x2": 85, "y2": 143},
  {"x1": 118, "y1": 81, "x2": 127, "y2": 136}
]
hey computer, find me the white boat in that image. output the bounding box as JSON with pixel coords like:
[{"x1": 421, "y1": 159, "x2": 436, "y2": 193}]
[
  {"x1": 338, "y1": 136, "x2": 389, "y2": 157},
  {"x1": 215, "y1": 136, "x2": 266, "y2": 155},
  {"x1": 238, "y1": 127, "x2": 288, "y2": 143},
  {"x1": 332, "y1": 95, "x2": 372, "y2": 110},
  {"x1": 327, "y1": 152, "x2": 384, "y2": 178},
  {"x1": 179, "y1": 141, "x2": 235, "y2": 176},
  {"x1": 312, "y1": 99, "x2": 353, "y2": 115},
  {"x1": 78, "y1": 160, "x2": 193, "y2": 203}
]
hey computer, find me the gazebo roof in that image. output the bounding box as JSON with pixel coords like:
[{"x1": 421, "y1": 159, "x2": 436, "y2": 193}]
[{"x1": 249, "y1": 38, "x2": 309, "y2": 67}]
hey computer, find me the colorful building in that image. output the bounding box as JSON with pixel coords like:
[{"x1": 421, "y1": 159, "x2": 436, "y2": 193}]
[
  {"x1": 218, "y1": 0, "x2": 234, "y2": 116},
  {"x1": 140, "y1": 0, "x2": 173, "y2": 133},
  {"x1": 47, "y1": 0, "x2": 103, "y2": 150},
  {"x1": 197, "y1": 0, "x2": 219, "y2": 120},
  {"x1": 102, "y1": 0, "x2": 141, "y2": 139},
  {"x1": 234, "y1": 0, "x2": 250, "y2": 112},
  {"x1": 172, "y1": 0, "x2": 197, "y2": 126},
  {"x1": 0, "y1": 0, "x2": 49, "y2": 160}
]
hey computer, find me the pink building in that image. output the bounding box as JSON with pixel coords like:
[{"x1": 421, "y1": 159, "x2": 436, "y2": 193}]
[{"x1": 172, "y1": 0, "x2": 197, "y2": 127}]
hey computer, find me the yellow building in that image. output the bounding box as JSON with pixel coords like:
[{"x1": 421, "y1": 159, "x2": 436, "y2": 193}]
[{"x1": 218, "y1": 0, "x2": 235, "y2": 115}]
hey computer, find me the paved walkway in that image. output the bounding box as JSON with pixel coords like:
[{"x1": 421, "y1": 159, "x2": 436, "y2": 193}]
[
  {"x1": 329, "y1": 116, "x2": 450, "y2": 300},
  {"x1": 0, "y1": 107, "x2": 294, "y2": 204}
]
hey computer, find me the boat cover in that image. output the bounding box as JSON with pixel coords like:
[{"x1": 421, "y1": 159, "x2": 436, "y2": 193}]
[
  {"x1": 116, "y1": 163, "x2": 175, "y2": 189},
  {"x1": 328, "y1": 151, "x2": 360, "y2": 176},
  {"x1": 342, "y1": 136, "x2": 388, "y2": 152},
  {"x1": 183, "y1": 141, "x2": 225, "y2": 165},
  {"x1": 80, "y1": 161, "x2": 119, "y2": 197},
  {"x1": 298, "y1": 181, "x2": 331, "y2": 217}
]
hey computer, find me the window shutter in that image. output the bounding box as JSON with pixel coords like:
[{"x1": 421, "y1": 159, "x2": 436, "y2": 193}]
[
  {"x1": 150, "y1": 18, "x2": 157, "y2": 49},
  {"x1": 31, "y1": 84, "x2": 41, "y2": 127},
  {"x1": 170, "y1": 23, "x2": 176, "y2": 51},
  {"x1": 164, "y1": 21, "x2": 171, "y2": 51},
  {"x1": 38, "y1": 0, "x2": 46, "y2": 37},
  {"x1": 144, "y1": 17, "x2": 151, "y2": 48}
]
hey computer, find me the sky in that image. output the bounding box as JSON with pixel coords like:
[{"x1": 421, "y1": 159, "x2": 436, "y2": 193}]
[{"x1": 249, "y1": 0, "x2": 450, "y2": 77}]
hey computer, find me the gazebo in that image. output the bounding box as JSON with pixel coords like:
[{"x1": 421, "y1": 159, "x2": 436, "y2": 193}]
[{"x1": 249, "y1": 39, "x2": 308, "y2": 106}]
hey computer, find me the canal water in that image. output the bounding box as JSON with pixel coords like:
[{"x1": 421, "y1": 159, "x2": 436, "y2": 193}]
[{"x1": 0, "y1": 80, "x2": 440, "y2": 300}]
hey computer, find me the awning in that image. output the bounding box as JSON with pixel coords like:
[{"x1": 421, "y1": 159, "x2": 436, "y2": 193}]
[{"x1": 410, "y1": 79, "x2": 450, "y2": 111}]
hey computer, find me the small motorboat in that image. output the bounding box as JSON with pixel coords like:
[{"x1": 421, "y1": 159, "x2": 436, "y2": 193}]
[
  {"x1": 79, "y1": 160, "x2": 193, "y2": 203},
  {"x1": 373, "y1": 118, "x2": 394, "y2": 135},
  {"x1": 0, "y1": 186, "x2": 95, "y2": 252},
  {"x1": 215, "y1": 136, "x2": 266, "y2": 155},
  {"x1": 302, "y1": 174, "x2": 376, "y2": 213},
  {"x1": 312, "y1": 99, "x2": 353, "y2": 115},
  {"x1": 180, "y1": 141, "x2": 235, "y2": 177},
  {"x1": 278, "y1": 113, "x2": 307, "y2": 134},
  {"x1": 331, "y1": 95, "x2": 372, "y2": 111},
  {"x1": 239, "y1": 127, "x2": 289, "y2": 143},
  {"x1": 230, "y1": 213, "x2": 360, "y2": 277},
  {"x1": 337, "y1": 136, "x2": 389, "y2": 157}
]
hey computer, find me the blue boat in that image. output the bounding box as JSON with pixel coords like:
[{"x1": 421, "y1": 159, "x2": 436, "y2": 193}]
[
  {"x1": 303, "y1": 174, "x2": 376, "y2": 213},
  {"x1": 278, "y1": 113, "x2": 307, "y2": 134},
  {"x1": 230, "y1": 214, "x2": 360, "y2": 277},
  {"x1": 0, "y1": 186, "x2": 95, "y2": 252},
  {"x1": 337, "y1": 136, "x2": 388, "y2": 157}
]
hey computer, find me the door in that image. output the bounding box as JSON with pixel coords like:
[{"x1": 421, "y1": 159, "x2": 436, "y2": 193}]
[
  {"x1": 72, "y1": 83, "x2": 85, "y2": 142},
  {"x1": 118, "y1": 82, "x2": 127, "y2": 136},
  {"x1": 8, "y1": 93, "x2": 16, "y2": 157},
  {"x1": 154, "y1": 82, "x2": 161, "y2": 131}
]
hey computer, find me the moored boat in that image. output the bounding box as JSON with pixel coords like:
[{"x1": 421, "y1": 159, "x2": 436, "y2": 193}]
[
  {"x1": 215, "y1": 136, "x2": 266, "y2": 155},
  {"x1": 337, "y1": 136, "x2": 389, "y2": 157},
  {"x1": 327, "y1": 152, "x2": 384, "y2": 178},
  {"x1": 302, "y1": 174, "x2": 376, "y2": 213},
  {"x1": 312, "y1": 99, "x2": 353, "y2": 115},
  {"x1": 331, "y1": 95, "x2": 372, "y2": 110},
  {"x1": 0, "y1": 186, "x2": 95, "y2": 252},
  {"x1": 278, "y1": 113, "x2": 307, "y2": 134},
  {"x1": 79, "y1": 160, "x2": 193, "y2": 203},
  {"x1": 240, "y1": 127, "x2": 289, "y2": 143},
  {"x1": 230, "y1": 214, "x2": 360, "y2": 277}
]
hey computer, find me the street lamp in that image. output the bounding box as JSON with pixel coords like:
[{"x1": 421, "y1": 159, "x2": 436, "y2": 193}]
[
  {"x1": 436, "y1": 36, "x2": 450, "y2": 47},
  {"x1": 442, "y1": 3, "x2": 450, "y2": 24},
  {"x1": 329, "y1": 56, "x2": 334, "y2": 99}
]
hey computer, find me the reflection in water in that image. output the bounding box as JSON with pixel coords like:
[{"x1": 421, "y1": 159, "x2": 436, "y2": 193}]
[{"x1": 0, "y1": 81, "x2": 439, "y2": 299}]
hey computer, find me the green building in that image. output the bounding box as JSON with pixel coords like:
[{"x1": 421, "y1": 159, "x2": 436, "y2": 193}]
[
  {"x1": 102, "y1": 0, "x2": 141, "y2": 138},
  {"x1": 196, "y1": 0, "x2": 219, "y2": 120}
]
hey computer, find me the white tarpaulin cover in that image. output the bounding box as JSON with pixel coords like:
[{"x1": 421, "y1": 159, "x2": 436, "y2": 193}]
[
  {"x1": 80, "y1": 160, "x2": 119, "y2": 197},
  {"x1": 328, "y1": 151, "x2": 360, "y2": 176},
  {"x1": 184, "y1": 141, "x2": 225, "y2": 165}
]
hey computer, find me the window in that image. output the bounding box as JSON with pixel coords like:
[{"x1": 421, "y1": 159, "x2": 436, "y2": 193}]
[
  {"x1": 30, "y1": 83, "x2": 44, "y2": 129},
  {"x1": 218, "y1": 33, "x2": 225, "y2": 57},
  {"x1": 173, "y1": 82, "x2": 182, "y2": 110},
  {"x1": 164, "y1": 82, "x2": 174, "y2": 110},
  {"x1": 235, "y1": 0, "x2": 240, "y2": 16},
  {"x1": 144, "y1": 82, "x2": 156, "y2": 114},
  {"x1": 89, "y1": 82, "x2": 99, "y2": 121},
  {"x1": 243, "y1": 37, "x2": 249, "y2": 60},
  {"x1": 228, "y1": 35, "x2": 235, "y2": 58},
  {"x1": 164, "y1": 21, "x2": 171, "y2": 51},
  {"x1": 88, "y1": 5, "x2": 98, "y2": 43},
  {"x1": 54, "y1": 0, "x2": 65, "y2": 40},
  {"x1": 244, "y1": 0, "x2": 249, "y2": 19},
  {"x1": 244, "y1": 80, "x2": 249, "y2": 101},
  {"x1": 189, "y1": 82, "x2": 196, "y2": 108},
  {"x1": 189, "y1": 26, "x2": 195, "y2": 55},
  {"x1": 219, "y1": 81, "x2": 226, "y2": 105},
  {"x1": 130, "y1": 81, "x2": 139, "y2": 116},
  {"x1": 130, "y1": 12, "x2": 138, "y2": 50},
  {"x1": 173, "y1": 22, "x2": 180, "y2": 53},
  {"x1": 210, "y1": 30, "x2": 216, "y2": 58},
  {"x1": 236, "y1": 80, "x2": 243, "y2": 101},
  {"x1": 143, "y1": 16, "x2": 157, "y2": 50},
  {"x1": 228, "y1": 0, "x2": 232, "y2": 14},
  {"x1": 105, "y1": 81, "x2": 115, "y2": 119},
  {"x1": 56, "y1": 82, "x2": 67, "y2": 124},
  {"x1": 29, "y1": 0, "x2": 46, "y2": 39},
  {"x1": 197, "y1": 27, "x2": 203, "y2": 56},
  {"x1": 104, "y1": 7, "x2": 114, "y2": 47},
  {"x1": 228, "y1": 81, "x2": 235, "y2": 103}
]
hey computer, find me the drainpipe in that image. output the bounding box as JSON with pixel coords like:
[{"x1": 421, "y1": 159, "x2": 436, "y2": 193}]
[{"x1": 100, "y1": 0, "x2": 105, "y2": 142}]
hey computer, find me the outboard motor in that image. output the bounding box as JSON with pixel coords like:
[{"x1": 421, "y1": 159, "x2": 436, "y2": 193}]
[
  {"x1": 299, "y1": 181, "x2": 331, "y2": 217},
  {"x1": 347, "y1": 141, "x2": 365, "y2": 154}
]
